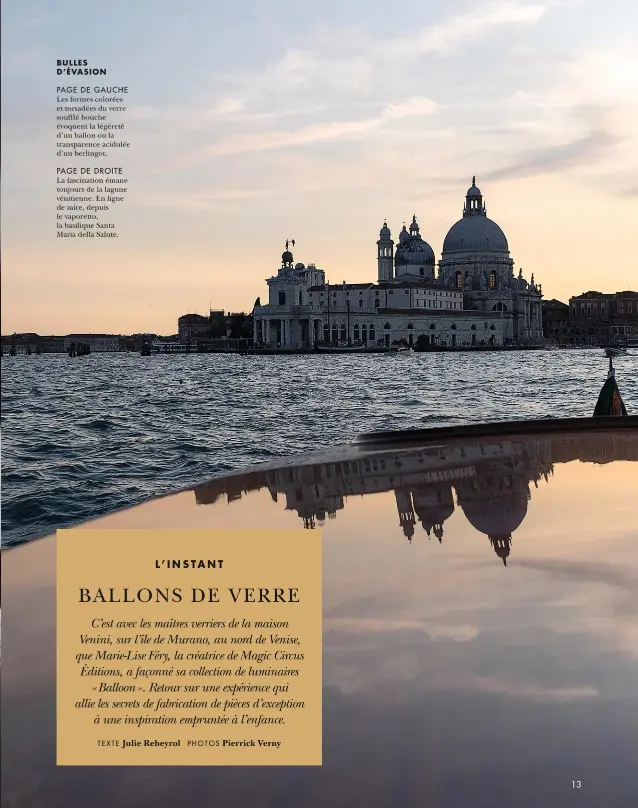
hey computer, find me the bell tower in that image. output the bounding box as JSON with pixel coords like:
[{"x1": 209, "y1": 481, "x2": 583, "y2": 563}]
[{"x1": 377, "y1": 221, "x2": 394, "y2": 282}]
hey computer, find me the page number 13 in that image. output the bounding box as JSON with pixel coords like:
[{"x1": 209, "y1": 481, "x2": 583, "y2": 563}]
[{"x1": 572, "y1": 781, "x2": 582, "y2": 789}]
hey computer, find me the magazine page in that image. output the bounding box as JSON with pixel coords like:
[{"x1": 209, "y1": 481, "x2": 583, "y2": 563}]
[{"x1": 1, "y1": 1, "x2": 637, "y2": 806}]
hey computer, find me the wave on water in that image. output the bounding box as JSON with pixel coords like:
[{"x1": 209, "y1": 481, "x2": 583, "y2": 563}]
[{"x1": 78, "y1": 418, "x2": 116, "y2": 431}]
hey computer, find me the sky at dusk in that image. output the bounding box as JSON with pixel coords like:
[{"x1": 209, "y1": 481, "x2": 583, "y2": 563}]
[{"x1": 1, "y1": 0, "x2": 637, "y2": 335}]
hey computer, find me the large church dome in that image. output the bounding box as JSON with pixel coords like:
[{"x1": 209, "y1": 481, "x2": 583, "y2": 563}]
[
  {"x1": 442, "y1": 178, "x2": 509, "y2": 254},
  {"x1": 395, "y1": 215, "x2": 435, "y2": 266},
  {"x1": 443, "y1": 216, "x2": 508, "y2": 253}
]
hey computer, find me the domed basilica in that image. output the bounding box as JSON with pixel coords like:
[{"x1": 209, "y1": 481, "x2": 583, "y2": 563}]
[{"x1": 253, "y1": 180, "x2": 544, "y2": 349}]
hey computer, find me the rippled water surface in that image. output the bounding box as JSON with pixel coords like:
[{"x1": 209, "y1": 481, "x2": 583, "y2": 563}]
[{"x1": 2, "y1": 350, "x2": 636, "y2": 547}]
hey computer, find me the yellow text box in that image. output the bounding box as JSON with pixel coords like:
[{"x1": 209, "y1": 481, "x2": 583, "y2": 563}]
[{"x1": 57, "y1": 529, "x2": 321, "y2": 766}]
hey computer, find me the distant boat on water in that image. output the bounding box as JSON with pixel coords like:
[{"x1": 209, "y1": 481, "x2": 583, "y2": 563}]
[
  {"x1": 315, "y1": 345, "x2": 397, "y2": 354},
  {"x1": 604, "y1": 345, "x2": 627, "y2": 358},
  {"x1": 148, "y1": 342, "x2": 192, "y2": 354}
]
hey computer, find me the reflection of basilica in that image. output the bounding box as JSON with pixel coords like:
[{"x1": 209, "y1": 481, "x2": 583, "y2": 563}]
[
  {"x1": 194, "y1": 431, "x2": 638, "y2": 565},
  {"x1": 388, "y1": 438, "x2": 553, "y2": 564}
]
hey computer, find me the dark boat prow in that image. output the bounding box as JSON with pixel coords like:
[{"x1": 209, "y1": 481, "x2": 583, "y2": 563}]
[{"x1": 593, "y1": 355, "x2": 628, "y2": 417}]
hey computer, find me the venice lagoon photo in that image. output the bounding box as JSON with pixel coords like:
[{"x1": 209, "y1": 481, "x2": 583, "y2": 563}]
[{"x1": 2, "y1": 349, "x2": 637, "y2": 548}]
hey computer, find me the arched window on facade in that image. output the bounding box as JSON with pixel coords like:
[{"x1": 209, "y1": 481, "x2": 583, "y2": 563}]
[
  {"x1": 492, "y1": 301, "x2": 508, "y2": 312},
  {"x1": 489, "y1": 270, "x2": 496, "y2": 289},
  {"x1": 331, "y1": 324, "x2": 338, "y2": 343},
  {"x1": 429, "y1": 323, "x2": 436, "y2": 329},
  {"x1": 384, "y1": 322, "x2": 391, "y2": 329},
  {"x1": 354, "y1": 325, "x2": 360, "y2": 342},
  {"x1": 340, "y1": 324, "x2": 347, "y2": 342},
  {"x1": 279, "y1": 291, "x2": 286, "y2": 305},
  {"x1": 374, "y1": 299, "x2": 380, "y2": 308},
  {"x1": 298, "y1": 291, "x2": 303, "y2": 304},
  {"x1": 455, "y1": 271, "x2": 462, "y2": 289},
  {"x1": 451, "y1": 324, "x2": 457, "y2": 330},
  {"x1": 369, "y1": 326, "x2": 376, "y2": 342},
  {"x1": 323, "y1": 325, "x2": 329, "y2": 343},
  {"x1": 362, "y1": 325, "x2": 367, "y2": 343}
]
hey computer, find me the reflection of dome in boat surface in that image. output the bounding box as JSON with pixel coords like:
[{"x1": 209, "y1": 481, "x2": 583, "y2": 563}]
[
  {"x1": 460, "y1": 490, "x2": 529, "y2": 536},
  {"x1": 412, "y1": 488, "x2": 455, "y2": 535},
  {"x1": 418, "y1": 503, "x2": 455, "y2": 531}
]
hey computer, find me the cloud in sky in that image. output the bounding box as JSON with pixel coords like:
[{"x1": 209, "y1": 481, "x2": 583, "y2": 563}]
[
  {"x1": 217, "y1": 0, "x2": 554, "y2": 107},
  {"x1": 207, "y1": 96, "x2": 438, "y2": 156},
  {"x1": 482, "y1": 118, "x2": 623, "y2": 181},
  {"x1": 253, "y1": 48, "x2": 374, "y2": 95},
  {"x1": 382, "y1": 0, "x2": 549, "y2": 58}
]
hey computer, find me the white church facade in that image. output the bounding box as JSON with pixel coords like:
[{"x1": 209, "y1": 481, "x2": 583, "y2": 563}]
[{"x1": 252, "y1": 180, "x2": 544, "y2": 349}]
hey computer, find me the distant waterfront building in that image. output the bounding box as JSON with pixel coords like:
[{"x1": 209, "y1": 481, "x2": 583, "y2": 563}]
[
  {"x1": 121, "y1": 333, "x2": 157, "y2": 351},
  {"x1": 1, "y1": 333, "x2": 121, "y2": 353},
  {"x1": 64, "y1": 334, "x2": 120, "y2": 352},
  {"x1": 568, "y1": 290, "x2": 638, "y2": 345},
  {"x1": 34, "y1": 336, "x2": 67, "y2": 353},
  {"x1": 178, "y1": 313, "x2": 211, "y2": 341},
  {"x1": 252, "y1": 180, "x2": 544, "y2": 349},
  {"x1": 542, "y1": 299, "x2": 570, "y2": 344},
  {"x1": 0, "y1": 333, "x2": 62, "y2": 353}
]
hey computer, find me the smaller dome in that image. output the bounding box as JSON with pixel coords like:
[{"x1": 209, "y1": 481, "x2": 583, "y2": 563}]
[
  {"x1": 282, "y1": 250, "x2": 293, "y2": 264},
  {"x1": 379, "y1": 221, "x2": 391, "y2": 239},
  {"x1": 295, "y1": 262, "x2": 305, "y2": 269},
  {"x1": 395, "y1": 236, "x2": 436, "y2": 266}
]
